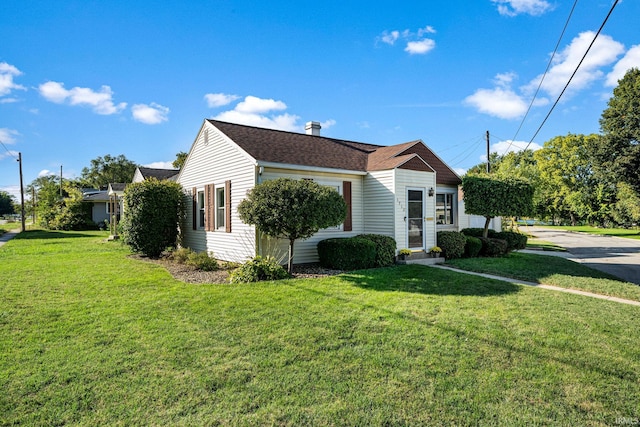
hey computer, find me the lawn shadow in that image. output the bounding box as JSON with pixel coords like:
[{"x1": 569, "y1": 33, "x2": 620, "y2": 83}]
[
  {"x1": 339, "y1": 265, "x2": 521, "y2": 297},
  {"x1": 14, "y1": 230, "x2": 97, "y2": 240}
]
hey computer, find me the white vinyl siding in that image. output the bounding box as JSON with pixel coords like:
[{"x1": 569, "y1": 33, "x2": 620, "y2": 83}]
[
  {"x1": 178, "y1": 121, "x2": 257, "y2": 263},
  {"x1": 363, "y1": 170, "x2": 395, "y2": 237},
  {"x1": 258, "y1": 167, "x2": 364, "y2": 264}
]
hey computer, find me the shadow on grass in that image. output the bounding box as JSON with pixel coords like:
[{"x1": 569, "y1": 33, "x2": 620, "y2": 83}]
[
  {"x1": 13, "y1": 230, "x2": 96, "y2": 240},
  {"x1": 338, "y1": 264, "x2": 521, "y2": 297}
]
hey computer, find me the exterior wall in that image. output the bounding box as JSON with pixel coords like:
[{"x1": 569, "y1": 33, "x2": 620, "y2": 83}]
[
  {"x1": 91, "y1": 202, "x2": 109, "y2": 224},
  {"x1": 178, "y1": 122, "x2": 257, "y2": 262},
  {"x1": 132, "y1": 169, "x2": 145, "y2": 183},
  {"x1": 363, "y1": 170, "x2": 395, "y2": 237},
  {"x1": 394, "y1": 169, "x2": 437, "y2": 252},
  {"x1": 259, "y1": 167, "x2": 364, "y2": 264}
]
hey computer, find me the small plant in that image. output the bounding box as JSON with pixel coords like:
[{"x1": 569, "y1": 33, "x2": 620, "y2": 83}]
[
  {"x1": 169, "y1": 247, "x2": 194, "y2": 264},
  {"x1": 186, "y1": 251, "x2": 219, "y2": 271},
  {"x1": 429, "y1": 246, "x2": 442, "y2": 253},
  {"x1": 229, "y1": 256, "x2": 291, "y2": 283},
  {"x1": 399, "y1": 248, "x2": 412, "y2": 256}
]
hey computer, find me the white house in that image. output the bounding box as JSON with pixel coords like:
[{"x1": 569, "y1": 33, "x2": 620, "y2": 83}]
[{"x1": 177, "y1": 119, "x2": 486, "y2": 264}]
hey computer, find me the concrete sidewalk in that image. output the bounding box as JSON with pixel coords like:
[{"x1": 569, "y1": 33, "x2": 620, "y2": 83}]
[
  {"x1": 431, "y1": 264, "x2": 640, "y2": 307},
  {"x1": 0, "y1": 228, "x2": 20, "y2": 247}
]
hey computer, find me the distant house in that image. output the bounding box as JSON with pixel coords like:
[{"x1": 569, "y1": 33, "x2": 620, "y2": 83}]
[
  {"x1": 82, "y1": 189, "x2": 110, "y2": 226},
  {"x1": 177, "y1": 119, "x2": 494, "y2": 264},
  {"x1": 132, "y1": 166, "x2": 179, "y2": 183}
]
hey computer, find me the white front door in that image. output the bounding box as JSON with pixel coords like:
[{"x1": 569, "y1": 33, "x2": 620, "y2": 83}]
[{"x1": 407, "y1": 189, "x2": 424, "y2": 249}]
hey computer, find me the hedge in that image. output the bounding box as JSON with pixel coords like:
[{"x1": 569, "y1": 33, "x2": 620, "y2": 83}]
[
  {"x1": 495, "y1": 231, "x2": 528, "y2": 251},
  {"x1": 479, "y1": 237, "x2": 509, "y2": 257},
  {"x1": 436, "y1": 231, "x2": 466, "y2": 259},
  {"x1": 317, "y1": 237, "x2": 376, "y2": 270},
  {"x1": 357, "y1": 234, "x2": 397, "y2": 267},
  {"x1": 464, "y1": 235, "x2": 483, "y2": 258}
]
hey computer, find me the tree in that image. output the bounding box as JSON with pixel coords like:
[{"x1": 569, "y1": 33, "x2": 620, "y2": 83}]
[
  {"x1": 462, "y1": 175, "x2": 534, "y2": 237},
  {"x1": 121, "y1": 178, "x2": 185, "y2": 257},
  {"x1": 591, "y1": 68, "x2": 640, "y2": 195},
  {"x1": 80, "y1": 154, "x2": 137, "y2": 189},
  {"x1": 0, "y1": 191, "x2": 16, "y2": 216},
  {"x1": 173, "y1": 151, "x2": 188, "y2": 169},
  {"x1": 238, "y1": 178, "x2": 347, "y2": 273},
  {"x1": 534, "y1": 134, "x2": 600, "y2": 225}
]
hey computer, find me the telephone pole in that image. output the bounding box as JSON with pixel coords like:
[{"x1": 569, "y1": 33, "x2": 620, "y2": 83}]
[
  {"x1": 486, "y1": 130, "x2": 491, "y2": 174},
  {"x1": 18, "y1": 152, "x2": 25, "y2": 232}
]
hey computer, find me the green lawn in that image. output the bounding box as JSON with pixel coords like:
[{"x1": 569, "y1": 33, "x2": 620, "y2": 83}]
[
  {"x1": 542, "y1": 225, "x2": 640, "y2": 240},
  {"x1": 1, "y1": 230, "x2": 640, "y2": 425},
  {"x1": 447, "y1": 252, "x2": 640, "y2": 302}
]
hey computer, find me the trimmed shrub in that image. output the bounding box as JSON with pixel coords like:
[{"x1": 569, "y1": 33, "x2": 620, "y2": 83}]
[
  {"x1": 229, "y1": 256, "x2": 291, "y2": 283},
  {"x1": 464, "y1": 235, "x2": 482, "y2": 258},
  {"x1": 357, "y1": 234, "x2": 397, "y2": 267},
  {"x1": 317, "y1": 237, "x2": 376, "y2": 270},
  {"x1": 461, "y1": 227, "x2": 497, "y2": 238},
  {"x1": 495, "y1": 231, "x2": 528, "y2": 251},
  {"x1": 436, "y1": 231, "x2": 466, "y2": 259},
  {"x1": 479, "y1": 237, "x2": 509, "y2": 257},
  {"x1": 170, "y1": 247, "x2": 193, "y2": 264}
]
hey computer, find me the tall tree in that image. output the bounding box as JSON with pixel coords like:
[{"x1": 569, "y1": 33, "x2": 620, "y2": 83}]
[
  {"x1": 80, "y1": 154, "x2": 137, "y2": 189},
  {"x1": 0, "y1": 191, "x2": 16, "y2": 216},
  {"x1": 591, "y1": 68, "x2": 640, "y2": 195},
  {"x1": 173, "y1": 151, "x2": 188, "y2": 169},
  {"x1": 238, "y1": 178, "x2": 347, "y2": 273}
]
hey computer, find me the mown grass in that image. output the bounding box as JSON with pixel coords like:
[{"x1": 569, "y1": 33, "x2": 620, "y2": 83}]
[
  {"x1": 447, "y1": 252, "x2": 640, "y2": 302},
  {"x1": 526, "y1": 238, "x2": 566, "y2": 252},
  {"x1": 1, "y1": 230, "x2": 640, "y2": 425},
  {"x1": 542, "y1": 225, "x2": 640, "y2": 240}
]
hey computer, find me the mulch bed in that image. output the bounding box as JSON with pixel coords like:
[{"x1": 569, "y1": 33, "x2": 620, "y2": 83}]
[{"x1": 131, "y1": 254, "x2": 343, "y2": 284}]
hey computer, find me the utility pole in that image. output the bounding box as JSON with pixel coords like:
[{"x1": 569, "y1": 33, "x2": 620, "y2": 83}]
[
  {"x1": 60, "y1": 165, "x2": 63, "y2": 197},
  {"x1": 486, "y1": 130, "x2": 491, "y2": 174},
  {"x1": 18, "y1": 152, "x2": 25, "y2": 232}
]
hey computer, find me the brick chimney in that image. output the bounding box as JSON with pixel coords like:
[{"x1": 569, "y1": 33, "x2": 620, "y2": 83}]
[{"x1": 305, "y1": 121, "x2": 321, "y2": 136}]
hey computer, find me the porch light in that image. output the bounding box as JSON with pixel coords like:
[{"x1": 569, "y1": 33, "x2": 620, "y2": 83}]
[{"x1": 428, "y1": 187, "x2": 434, "y2": 197}]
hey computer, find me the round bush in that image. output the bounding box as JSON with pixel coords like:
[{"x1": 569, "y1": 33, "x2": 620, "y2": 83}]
[
  {"x1": 494, "y1": 231, "x2": 528, "y2": 251},
  {"x1": 317, "y1": 237, "x2": 376, "y2": 270},
  {"x1": 357, "y1": 234, "x2": 397, "y2": 267},
  {"x1": 187, "y1": 251, "x2": 219, "y2": 271},
  {"x1": 479, "y1": 237, "x2": 509, "y2": 257},
  {"x1": 436, "y1": 231, "x2": 467, "y2": 259},
  {"x1": 464, "y1": 235, "x2": 482, "y2": 258},
  {"x1": 229, "y1": 256, "x2": 291, "y2": 283}
]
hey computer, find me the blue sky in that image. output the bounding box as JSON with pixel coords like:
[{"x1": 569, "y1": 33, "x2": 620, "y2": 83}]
[{"x1": 2, "y1": 0, "x2": 640, "y2": 199}]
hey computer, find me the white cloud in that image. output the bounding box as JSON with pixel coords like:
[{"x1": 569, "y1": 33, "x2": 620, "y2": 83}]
[
  {"x1": 131, "y1": 102, "x2": 170, "y2": 125},
  {"x1": 321, "y1": 119, "x2": 336, "y2": 130},
  {"x1": 39, "y1": 81, "x2": 127, "y2": 115},
  {"x1": 0, "y1": 128, "x2": 20, "y2": 144},
  {"x1": 0, "y1": 185, "x2": 21, "y2": 200},
  {"x1": 525, "y1": 32, "x2": 624, "y2": 98},
  {"x1": 0, "y1": 62, "x2": 26, "y2": 98},
  {"x1": 38, "y1": 169, "x2": 55, "y2": 177},
  {"x1": 491, "y1": 139, "x2": 543, "y2": 155},
  {"x1": 405, "y1": 39, "x2": 436, "y2": 55},
  {"x1": 214, "y1": 110, "x2": 301, "y2": 132},
  {"x1": 606, "y1": 44, "x2": 640, "y2": 86},
  {"x1": 204, "y1": 93, "x2": 240, "y2": 108},
  {"x1": 235, "y1": 96, "x2": 287, "y2": 114},
  {"x1": 377, "y1": 26, "x2": 437, "y2": 55},
  {"x1": 464, "y1": 86, "x2": 528, "y2": 119},
  {"x1": 143, "y1": 161, "x2": 175, "y2": 169},
  {"x1": 0, "y1": 150, "x2": 19, "y2": 162},
  {"x1": 492, "y1": 0, "x2": 554, "y2": 16}
]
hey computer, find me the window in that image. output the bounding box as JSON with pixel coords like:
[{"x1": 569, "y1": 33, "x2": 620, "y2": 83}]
[
  {"x1": 198, "y1": 191, "x2": 205, "y2": 228},
  {"x1": 216, "y1": 187, "x2": 225, "y2": 229},
  {"x1": 436, "y1": 193, "x2": 455, "y2": 225}
]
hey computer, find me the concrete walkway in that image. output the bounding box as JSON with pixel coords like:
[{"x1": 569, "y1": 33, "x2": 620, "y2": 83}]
[
  {"x1": 432, "y1": 264, "x2": 640, "y2": 307},
  {"x1": 0, "y1": 228, "x2": 20, "y2": 248}
]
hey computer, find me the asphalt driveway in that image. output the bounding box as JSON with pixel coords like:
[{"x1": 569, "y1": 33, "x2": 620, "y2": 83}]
[{"x1": 528, "y1": 226, "x2": 640, "y2": 285}]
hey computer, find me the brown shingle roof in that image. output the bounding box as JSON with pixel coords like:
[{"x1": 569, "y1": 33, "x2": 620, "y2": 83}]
[{"x1": 208, "y1": 120, "x2": 461, "y2": 185}]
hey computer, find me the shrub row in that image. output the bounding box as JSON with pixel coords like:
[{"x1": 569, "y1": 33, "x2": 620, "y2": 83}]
[
  {"x1": 435, "y1": 228, "x2": 529, "y2": 258},
  {"x1": 317, "y1": 234, "x2": 397, "y2": 270}
]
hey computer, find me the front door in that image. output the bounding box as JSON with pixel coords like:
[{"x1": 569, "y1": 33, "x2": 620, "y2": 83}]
[{"x1": 407, "y1": 189, "x2": 424, "y2": 249}]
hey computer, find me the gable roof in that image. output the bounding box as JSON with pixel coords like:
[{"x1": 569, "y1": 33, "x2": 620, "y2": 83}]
[
  {"x1": 207, "y1": 120, "x2": 461, "y2": 185},
  {"x1": 137, "y1": 167, "x2": 179, "y2": 181}
]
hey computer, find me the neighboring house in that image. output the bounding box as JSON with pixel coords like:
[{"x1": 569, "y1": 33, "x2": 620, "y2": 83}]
[
  {"x1": 177, "y1": 119, "x2": 488, "y2": 264},
  {"x1": 132, "y1": 166, "x2": 179, "y2": 183},
  {"x1": 82, "y1": 189, "x2": 110, "y2": 226}
]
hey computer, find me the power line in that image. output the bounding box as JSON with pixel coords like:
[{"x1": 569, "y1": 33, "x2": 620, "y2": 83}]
[
  {"x1": 502, "y1": 0, "x2": 579, "y2": 156},
  {"x1": 523, "y1": 0, "x2": 619, "y2": 151},
  {"x1": 0, "y1": 140, "x2": 18, "y2": 160}
]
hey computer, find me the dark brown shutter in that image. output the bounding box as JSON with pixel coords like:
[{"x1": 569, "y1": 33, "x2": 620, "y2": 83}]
[
  {"x1": 205, "y1": 183, "x2": 215, "y2": 232},
  {"x1": 225, "y1": 180, "x2": 232, "y2": 233},
  {"x1": 192, "y1": 187, "x2": 197, "y2": 230},
  {"x1": 343, "y1": 181, "x2": 352, "y2": 232}
]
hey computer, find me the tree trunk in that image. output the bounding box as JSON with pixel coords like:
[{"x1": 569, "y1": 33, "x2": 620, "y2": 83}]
[
  {"x1": 483, "y1": 216, "x2": 492, "y2": 238},
  {"x1": 287, "y1": 239, "x2": 295, "y2": 273}
]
